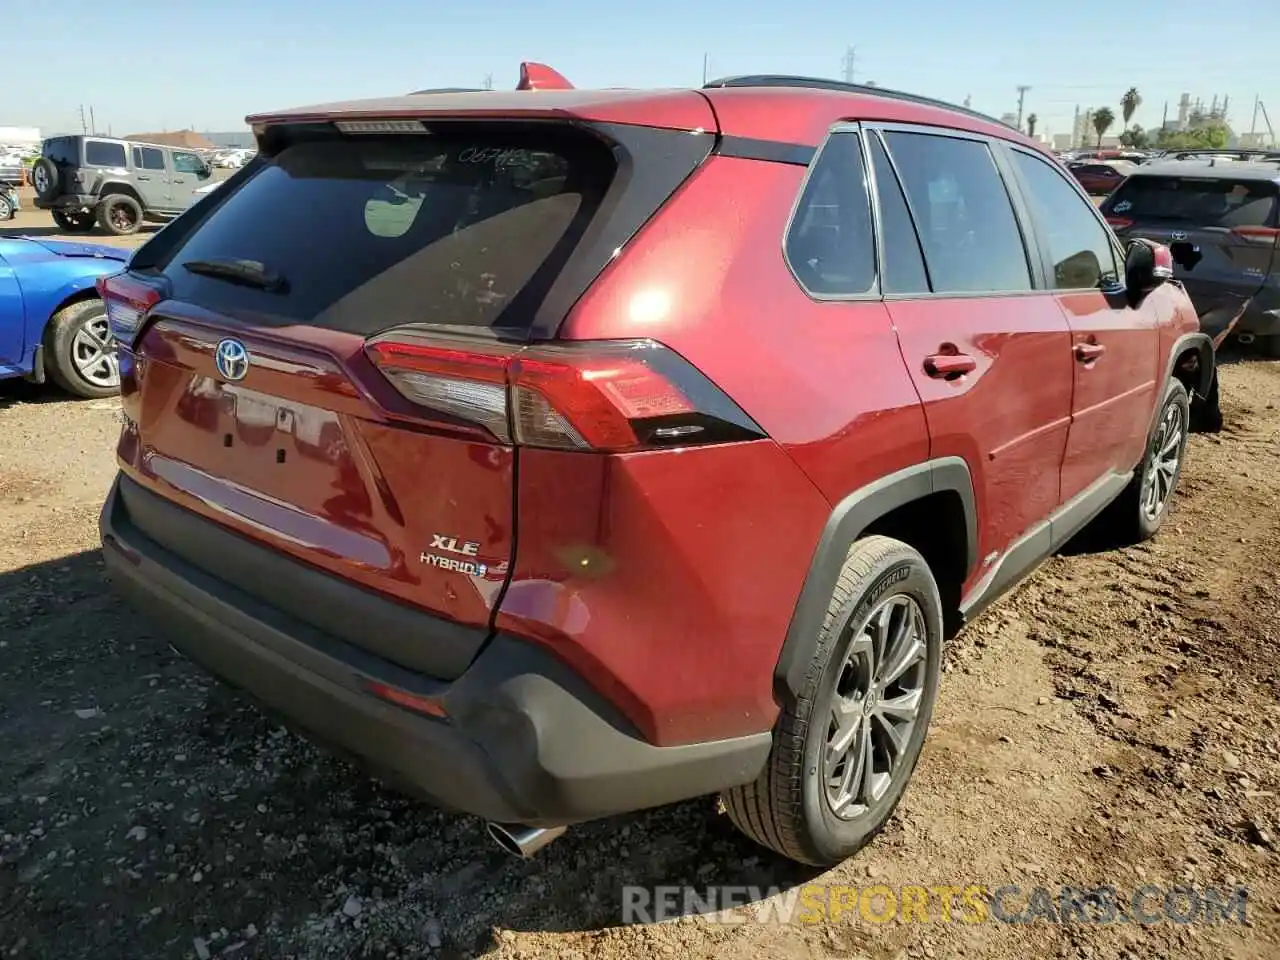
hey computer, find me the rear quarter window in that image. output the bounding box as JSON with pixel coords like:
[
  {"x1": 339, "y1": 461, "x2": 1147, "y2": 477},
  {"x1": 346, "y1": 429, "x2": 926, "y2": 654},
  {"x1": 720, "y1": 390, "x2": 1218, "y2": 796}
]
[
  {"x1": 157, "y1": 130, "x2": 615, "y2": 336},
  {"x1": 43, "y1": 137, "x2": 79, "y2": 165},
  {"x1": 1107, "y1": 176, "x2": 1279, "y2": 228},
  {"x1": 84, "y1": 140, "x2": 127, "y2": 167}
]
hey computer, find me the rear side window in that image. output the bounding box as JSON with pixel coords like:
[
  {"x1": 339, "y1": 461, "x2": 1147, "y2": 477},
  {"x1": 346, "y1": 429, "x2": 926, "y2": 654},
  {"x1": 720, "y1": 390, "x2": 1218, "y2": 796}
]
[
  {"x1": 868, "y1": 135, "x2": 929, "y2": 295},
  {"x1": 883, "y1": 132, "x2": 1031, "y2": 294},
  {"x1": 785, "y1": 132, "x2": 876, "y2": 296},
  {"x1": 43, "y1": 137, "x2": 79, "y2": 165},
  {"x1": 1011, "y1": 150, "x2": 1119, "y2": 290},
  {"x1": 1107, "y1": 176, "x2": 1278, "y2": 228},
  {"x1": 85, "y1": 140, "x2": 127, "y2": 167},
  {"x1": 158, "y1": 130, "x2": 616, "y2": 335}
]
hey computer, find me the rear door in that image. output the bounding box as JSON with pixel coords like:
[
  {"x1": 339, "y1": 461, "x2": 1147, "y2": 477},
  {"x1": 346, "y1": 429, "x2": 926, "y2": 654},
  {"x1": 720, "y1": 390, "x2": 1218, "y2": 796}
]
[
  {"x1": 111, "y1": 118, "x2": 701, "y2": 679},
  {"x1": 1005, "y1": 145, "x2": 1160, "y2": 501},
  {"x1": 1102, "y1": 172, "x2": 1279, "y2": 331},
  {"x1": 870, "y1": 126, "x2": 1075, "y2": 589},
  {"x1": 130, "y1": 145, "x2": 170, "y2": 211}
]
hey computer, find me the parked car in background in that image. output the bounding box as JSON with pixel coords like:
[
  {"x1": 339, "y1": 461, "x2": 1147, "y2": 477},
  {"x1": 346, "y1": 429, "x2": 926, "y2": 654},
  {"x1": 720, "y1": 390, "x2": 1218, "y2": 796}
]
[
  {"x1": 98, "y1": 65, "x2": 1215, "y2": 870},
  {"x1": 213, "y1": 149, "x2": 254, "y2": 169},
  {"x1": 1069, "y1": 159, "x2": 1136, "y2": 196},
  {"x1": 0, "y1": 156, "x2": 22, "y2": 220},
  {"x1": 31, "y1": 135, "x2": 216, "y2": 236},
  {"x1": 1102, "y1": 158, "x2": 1280, "y2": 357},
  {"x1": 1, "y1": 236, "x2": 128, "y2": 397}
]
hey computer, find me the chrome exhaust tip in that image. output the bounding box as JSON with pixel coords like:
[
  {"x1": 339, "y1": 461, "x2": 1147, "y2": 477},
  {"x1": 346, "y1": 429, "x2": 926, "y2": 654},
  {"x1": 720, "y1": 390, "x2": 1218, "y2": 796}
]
[
  {"x1": 486, "y1": 822, "x2": 567, "y2": 858},
  {"x1": 1238, "y1": 333, "x2": 1256, "y2": 345}
]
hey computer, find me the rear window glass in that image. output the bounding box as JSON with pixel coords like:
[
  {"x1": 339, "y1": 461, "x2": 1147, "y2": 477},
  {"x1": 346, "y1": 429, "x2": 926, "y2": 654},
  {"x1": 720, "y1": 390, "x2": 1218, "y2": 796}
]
[
  {"x1": 158, "y1": 130, "x2": 615, "y2": 336},
  {"x1": 43, "y1": 137, "x2": 79, "y2": 165},
  {"x1": 1108, "y1": 176, "x2": 1278, "y2": 228},
  {"x1": 85, "y1": 140, "x2": 127, "y2": 167}
]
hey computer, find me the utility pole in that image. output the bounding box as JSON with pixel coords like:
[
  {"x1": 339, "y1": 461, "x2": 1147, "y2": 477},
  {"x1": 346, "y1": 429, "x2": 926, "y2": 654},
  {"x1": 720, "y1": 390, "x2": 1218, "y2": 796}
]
[
  {"x1": 1252, "y1": 94, "x2": 1260, "y2": 135},
  {"x1": 483, "y1": 73, "x2": 493, "y2": 90},
  {"x1": 702, "y1": 52, "x2": 709, "y2": 85},
  {"x1": 841, "y1": 46, "x2": 856, "y2": 84},
  {"x1": 89, "y1": 106, "x2": 96, "y2": 135},
  {"x1": 1015, "y1": 85, "x2": 1031, "y2": 131},
  {"x1": 79, "y1": 104, "x2": 87, "y2": 134},
  {"x1": 963, "y1": 94, "x2": 972, "y2": 109}
]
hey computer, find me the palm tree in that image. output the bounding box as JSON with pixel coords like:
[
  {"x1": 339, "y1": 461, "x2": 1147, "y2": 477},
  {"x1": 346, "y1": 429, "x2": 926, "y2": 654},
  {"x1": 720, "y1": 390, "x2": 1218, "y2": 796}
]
[
  {"x1": 1121, "y1": 87, "x2": 1142, "y2": 127},
  {"x1": 1026, "y1": 113, "x2": 1039, "y2": 137},
  {"x1": 1092, "y1": 107, "x2": 1116, "y2": 147}
]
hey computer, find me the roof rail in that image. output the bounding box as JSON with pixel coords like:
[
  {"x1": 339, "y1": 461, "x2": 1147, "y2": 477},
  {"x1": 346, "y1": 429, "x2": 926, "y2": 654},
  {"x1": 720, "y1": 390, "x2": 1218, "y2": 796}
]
[
  {"x1": 703, "y1": 74, "x2": 1017, "y2": 130},
  {"x1": 407, "y1": 87, "x2": 489, "y2": 95},
  {"x1": 1163, "y1": 148, "x2": 1280, "y2": 160}
]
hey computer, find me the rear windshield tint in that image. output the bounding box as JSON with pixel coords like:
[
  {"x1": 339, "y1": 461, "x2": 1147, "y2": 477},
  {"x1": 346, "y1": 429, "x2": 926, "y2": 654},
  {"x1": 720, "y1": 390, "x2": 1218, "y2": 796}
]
[
  {"x1": 1107, "y1": 176, "x2": 1278, "y2": 228},
  {"x1": 43, "y1": 137, "x2": 79, "y2": 165},
  {"x1": 157, "y1": 129, "x2": 616, "y2": 336}
]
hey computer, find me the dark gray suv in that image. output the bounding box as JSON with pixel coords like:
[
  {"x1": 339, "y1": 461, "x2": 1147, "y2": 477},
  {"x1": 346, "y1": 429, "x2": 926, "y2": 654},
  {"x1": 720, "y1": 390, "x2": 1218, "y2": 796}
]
[
  {"x1": 31, "y1": 135, "x2": 215, "y2": 236},
  {"x1": 1101, "y1": 158, "x2": 1280, "y2": 356}
]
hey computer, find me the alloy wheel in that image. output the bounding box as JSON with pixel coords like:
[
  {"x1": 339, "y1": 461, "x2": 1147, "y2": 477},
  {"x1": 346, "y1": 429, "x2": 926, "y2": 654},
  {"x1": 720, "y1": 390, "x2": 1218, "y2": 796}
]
[
  {"x1": 823, "y1": 593, "x2": 928, "y2": 820},
  {"x1": 109, "y1": 203, "x2": 137, "y2": 232},
  {"x1": 1141, "y1": 399, "x2": 1184, "y2": 521},
  {"x1": 70, "y1": 311, "x2": 119, "y2": 388}
]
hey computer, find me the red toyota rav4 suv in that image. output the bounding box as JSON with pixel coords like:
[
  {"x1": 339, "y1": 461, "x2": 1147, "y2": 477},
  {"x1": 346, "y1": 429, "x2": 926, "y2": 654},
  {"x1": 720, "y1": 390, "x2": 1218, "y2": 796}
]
[{"x1": 98, "y1": 65, "x2": 1217, "y2": 867}]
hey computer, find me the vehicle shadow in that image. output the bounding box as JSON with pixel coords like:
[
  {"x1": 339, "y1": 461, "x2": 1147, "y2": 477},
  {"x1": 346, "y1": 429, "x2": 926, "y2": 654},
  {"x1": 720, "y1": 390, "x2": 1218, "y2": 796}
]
[
  {"x1": 0, "y1": 376, "x2": 80, "y2": 408},
  {"x1": 0, "y1": 548, "x2": 818, "y2": 959}
]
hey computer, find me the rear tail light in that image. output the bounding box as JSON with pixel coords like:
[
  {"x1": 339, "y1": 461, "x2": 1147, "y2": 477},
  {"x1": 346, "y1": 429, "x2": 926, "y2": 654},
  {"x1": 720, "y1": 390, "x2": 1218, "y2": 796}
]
[
  {"x1": 1232, "y1": 226, "x2": 1280, "y2": 245},
  {"x1": 1105, "y1": 216, "x2": 1133, "y2": 230},
  {"x1": 97, "y1": 273, "x2": 163, "y2": 345},
  {"x1": 366, "y1": 334, "x2": 765, "y2": 452}
]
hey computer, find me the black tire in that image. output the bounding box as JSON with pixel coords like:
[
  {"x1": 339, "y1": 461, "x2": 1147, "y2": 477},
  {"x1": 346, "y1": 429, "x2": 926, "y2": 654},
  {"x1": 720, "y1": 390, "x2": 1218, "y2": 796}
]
[
  {"x1": 31, "y1": 158, "x2": 59, "y2": 200},
  {"x1": 97, "y1": 194, "x2": 143, "y2": 236},
  {"x1": 0, "y1": 193, "x2": 12, "y2": 221},
  {"x1": 52, "y1": 209, "x2": 97, "y2": 233},
  {"x1": 1100, "y1": 378, "x2": 1191, "y2": 545},
  {"x1": 722, "y1": 535, "x2": 943, "y2": 866},
  {"x1": 42, "y1": 299, "x2": 119, "y2": 399}
]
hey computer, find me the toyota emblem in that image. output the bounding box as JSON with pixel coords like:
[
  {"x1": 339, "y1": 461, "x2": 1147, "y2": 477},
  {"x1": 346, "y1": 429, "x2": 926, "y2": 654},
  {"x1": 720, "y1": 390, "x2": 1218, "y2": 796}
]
[{"x1": 214, "y1": 338, "x2": 250, "y2": 381}]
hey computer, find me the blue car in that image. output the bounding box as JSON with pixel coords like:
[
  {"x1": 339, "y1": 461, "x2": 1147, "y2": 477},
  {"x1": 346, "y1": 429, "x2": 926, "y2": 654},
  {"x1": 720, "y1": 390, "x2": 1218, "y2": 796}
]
[{"x1": 1, "y1": 236, "x2": 130, "y2": 398}]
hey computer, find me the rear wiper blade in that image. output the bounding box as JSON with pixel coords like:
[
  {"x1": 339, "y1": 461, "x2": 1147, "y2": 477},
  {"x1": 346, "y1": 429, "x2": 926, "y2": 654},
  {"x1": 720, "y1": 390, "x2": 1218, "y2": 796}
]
[{"x1": 182, "y1": 258, "x2": 288, "y2": 292}]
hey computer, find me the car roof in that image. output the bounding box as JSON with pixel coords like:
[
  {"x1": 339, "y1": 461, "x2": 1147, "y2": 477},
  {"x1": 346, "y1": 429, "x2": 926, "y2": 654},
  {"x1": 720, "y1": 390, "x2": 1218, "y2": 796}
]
[
  {"x1": 245, "y1": 68, "x2": 1050, "y2": 157},
  {"x1": 1127, "y1": 160, "x2": 1280, "y2": 181}
]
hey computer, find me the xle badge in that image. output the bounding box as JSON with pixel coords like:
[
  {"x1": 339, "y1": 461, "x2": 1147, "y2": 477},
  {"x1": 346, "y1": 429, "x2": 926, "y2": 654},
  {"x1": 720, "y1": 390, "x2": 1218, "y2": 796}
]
[{"x1": 421, "y1": 534, "x2": 488, "y2": 576}]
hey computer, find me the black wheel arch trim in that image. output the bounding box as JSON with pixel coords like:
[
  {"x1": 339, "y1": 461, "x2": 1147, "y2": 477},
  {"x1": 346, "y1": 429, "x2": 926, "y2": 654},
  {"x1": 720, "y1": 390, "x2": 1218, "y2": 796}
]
[
  {"x1": 773, "y1": 457, "x2": 977, "y2": 701},
  {"x1": 1168, "y1": 332, "x2": 1214, "y2": 399}
]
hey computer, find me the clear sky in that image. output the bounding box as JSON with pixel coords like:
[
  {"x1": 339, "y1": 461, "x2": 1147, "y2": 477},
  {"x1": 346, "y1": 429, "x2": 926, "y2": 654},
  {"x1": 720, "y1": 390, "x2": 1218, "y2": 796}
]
[{"x1": 8, "y1": 0, "x2": 1278, "y2": 141}]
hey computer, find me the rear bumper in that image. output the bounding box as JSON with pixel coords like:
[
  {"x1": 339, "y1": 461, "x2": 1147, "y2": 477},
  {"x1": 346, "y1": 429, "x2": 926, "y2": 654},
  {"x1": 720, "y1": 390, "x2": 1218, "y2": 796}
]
[
  {"x1": 99, "y1": 475, "x2": 770, "y2": 827},
  {"x1": 34, "y1": 194, "x2": 97, "y2": 211},
  {"x1": 1233, "y1": 305, "x2": 1280, "y2": 338}
]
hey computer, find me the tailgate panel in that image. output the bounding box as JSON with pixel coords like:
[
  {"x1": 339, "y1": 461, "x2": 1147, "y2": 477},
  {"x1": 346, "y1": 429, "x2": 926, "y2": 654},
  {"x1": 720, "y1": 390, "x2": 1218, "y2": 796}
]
[{"x1": 121, "y1": 316, "x2": 513, "y2": 677}]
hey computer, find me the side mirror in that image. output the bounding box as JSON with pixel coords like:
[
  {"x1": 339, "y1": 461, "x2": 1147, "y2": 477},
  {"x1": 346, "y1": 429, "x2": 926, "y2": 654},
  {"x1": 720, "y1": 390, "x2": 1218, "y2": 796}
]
[{"x1": 1124, "y1": 238, "x2": 1173, "y2": 306}]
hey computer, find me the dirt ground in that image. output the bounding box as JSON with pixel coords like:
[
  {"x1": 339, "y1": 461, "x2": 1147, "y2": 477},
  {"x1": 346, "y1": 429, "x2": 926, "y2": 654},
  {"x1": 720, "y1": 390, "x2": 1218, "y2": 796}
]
[{"x1": 1, "y1": 355, "x2": 1278, "y2": 960}]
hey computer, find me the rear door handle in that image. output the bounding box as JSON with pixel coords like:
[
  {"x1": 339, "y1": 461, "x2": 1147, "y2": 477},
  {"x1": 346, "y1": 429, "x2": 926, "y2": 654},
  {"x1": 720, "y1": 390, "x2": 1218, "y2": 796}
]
[
  {"x1": 923, "y1": 354, "x2": 977, "y2": 378},
  {"x1": 1075, "y1": 342, "x2": 1107, "y2": 362}
]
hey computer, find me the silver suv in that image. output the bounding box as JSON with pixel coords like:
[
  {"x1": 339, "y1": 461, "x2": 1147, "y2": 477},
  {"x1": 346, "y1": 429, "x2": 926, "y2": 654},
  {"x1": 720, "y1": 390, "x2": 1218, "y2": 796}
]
[{"x1": 31, "y1": 135, "x2": 216, "y2": 235}]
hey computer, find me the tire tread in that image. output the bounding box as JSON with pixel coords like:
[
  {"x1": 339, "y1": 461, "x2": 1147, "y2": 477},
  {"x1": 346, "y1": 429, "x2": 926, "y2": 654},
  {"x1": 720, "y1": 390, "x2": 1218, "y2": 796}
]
[{"x1": 723, "y1": 535, "x2": 916, "y2": 865}]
